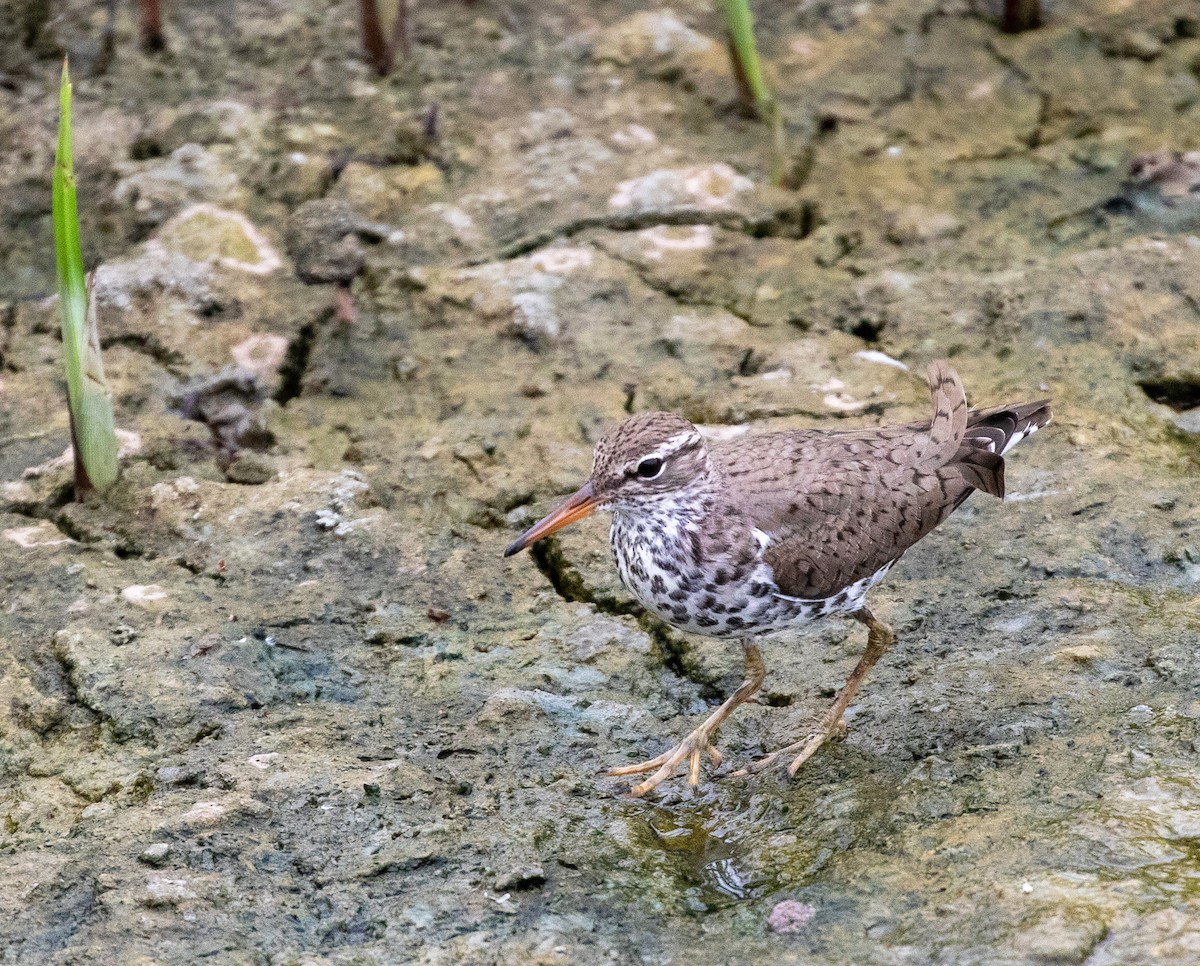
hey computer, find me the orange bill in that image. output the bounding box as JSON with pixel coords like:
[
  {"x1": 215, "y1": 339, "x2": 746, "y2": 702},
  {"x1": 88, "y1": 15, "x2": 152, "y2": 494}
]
[{"x1": 503, "y1": 482, "x2": 598, "y2": 557}]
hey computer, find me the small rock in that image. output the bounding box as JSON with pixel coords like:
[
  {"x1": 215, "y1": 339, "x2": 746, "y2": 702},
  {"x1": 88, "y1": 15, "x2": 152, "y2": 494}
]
[
  {"x1": 113, "y1": 143, "x2": 244, "y2": 222},
  {"x1": 225, "y1": 452, "x2": 277, "y2": 485},
  {"x1": 143, "y1": 875, "x2": 197, "y2": 908},
  {"x1": 768, "y1": 899, "x2": 816, "y2": 934},
  {"x1": 231, "y1": 334, "x2": 289, "y2": 380},
  {"x1": 1114, "y1": 30, "x2": 1164, "y2": 61},
  {"x1": 516, "y1": 107, "x2": 577, "y2": 147},
  {"x1": 611, "y1": 124, "x2": 658, "y2": 151},
  {"x1": 2, "y1": 523, "x2": 75, "y2": 549},
  {"x1": 528, "y1": 247, "x2": 593, "y2": 274},
  {"x1": 509, "y1": 291, "x2": 562, "y2": 347},
  {"x1": 286, "y1": 200, "x2": 366, "y2": 285},
  {"x1": 139, "y1": 843, "x2": 171, "y2": 867},
  {"x1": 661, "y1": 310, "x2": 748, "y2": 346},
  {"x1": 176, "y1": 366, "x2": 272, "y2": 465},
  {"x1": 1056, "y1": 644, "x2": 1103, "y2": 663},
  {"x1": 330, "y1": 161, "x2": 445, "y2": 221},
  {"x1": 94, "y1": 242, "x2": 217, "y2": 317},
  {"x1": 178, "y1": 801, "x2": 227, "y2": 825},
  {"x1": 594, "y1": 10, "x2": 713, "y2": 66},
  {"x1": 594, "y1": 10, "x2": 735, "y2": 106},
  {"x1": 638, "y1": 224, "x2": 715, "y2": 260}
]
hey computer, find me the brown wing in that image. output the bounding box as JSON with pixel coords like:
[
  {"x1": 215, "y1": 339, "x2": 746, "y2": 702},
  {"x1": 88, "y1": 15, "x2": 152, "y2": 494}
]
[{"x1": 709, "y1": 363, "x2": 1050, "y2": 600}]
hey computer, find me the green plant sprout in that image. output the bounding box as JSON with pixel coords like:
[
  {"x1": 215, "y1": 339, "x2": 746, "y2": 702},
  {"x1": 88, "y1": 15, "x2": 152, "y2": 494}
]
[
  {"x1": 53, "y1": 60, "x2": 119, "y2": 499},
  {"x1": 718, "y1": 0, "x2": 787, "y2": 187}
]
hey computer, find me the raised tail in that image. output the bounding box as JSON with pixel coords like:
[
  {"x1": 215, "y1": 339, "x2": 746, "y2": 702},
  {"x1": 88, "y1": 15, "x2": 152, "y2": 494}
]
[
  {"x1": 953, "y1": 397, "x2": 1052, "y2": 499},
  {"x1": 923, "y1": 361, "x2": 970, "y2": 465}
]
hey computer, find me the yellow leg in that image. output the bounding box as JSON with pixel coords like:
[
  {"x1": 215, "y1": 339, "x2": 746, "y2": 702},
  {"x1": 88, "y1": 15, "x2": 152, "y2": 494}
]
[
  {"x1": 609, "y1": 641, "x2": 766, "y2": 796},
  {"x1": 737, "y1": 608, "x2": 895, "y2": 778}
]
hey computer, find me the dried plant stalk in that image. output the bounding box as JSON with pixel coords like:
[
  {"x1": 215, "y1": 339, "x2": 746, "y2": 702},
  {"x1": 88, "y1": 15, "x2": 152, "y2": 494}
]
[
  {"x1": 1002, "y1": 0, "x2": 1040, "y2": 33},
  {"x1": 360, "y1": 0, "x2": 408, "y2": 75},
  {"x1": 137, "y1": 0, "x2": 166, "y2": 51}
]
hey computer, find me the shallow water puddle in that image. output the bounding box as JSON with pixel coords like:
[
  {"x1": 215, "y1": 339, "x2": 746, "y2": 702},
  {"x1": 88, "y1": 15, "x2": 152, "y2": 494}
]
[{"x1": 633, "y1": 808, "x2": 767, "y2": 909}]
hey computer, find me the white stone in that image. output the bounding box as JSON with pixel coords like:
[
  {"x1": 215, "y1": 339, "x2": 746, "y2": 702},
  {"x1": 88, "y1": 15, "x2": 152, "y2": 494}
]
[
  {"x1": 2, "y1": 524, "x2": 75, "y2": 549},
  {"x1": 122, "y1": 584, "x2": 168, "y2": 606},
  {"x1": 855, "y1": 349, "x2": 909, "y2": 370},
  {"x1": 609, "y1": 163, "x2": 753, "y2": 214}
]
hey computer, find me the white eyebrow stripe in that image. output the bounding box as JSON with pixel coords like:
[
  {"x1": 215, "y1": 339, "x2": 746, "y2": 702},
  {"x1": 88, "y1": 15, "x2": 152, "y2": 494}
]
[{"x1": 626, "y1": 431, "x2": 698, "y2": 469}]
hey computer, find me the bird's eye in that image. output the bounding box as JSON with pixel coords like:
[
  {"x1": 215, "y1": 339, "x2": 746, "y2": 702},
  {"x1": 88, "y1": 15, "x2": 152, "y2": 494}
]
[{"x1": 636, "y1": 458, "x2": 664, "y2": 479}]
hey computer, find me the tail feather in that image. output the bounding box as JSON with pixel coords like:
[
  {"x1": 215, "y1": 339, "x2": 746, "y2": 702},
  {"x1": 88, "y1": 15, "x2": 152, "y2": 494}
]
[
  {"x1": 956, "y1": 398, "x2": 1052, "y2": 499},
  {"x1": 966, "y1": 399, "x2": 1052, "y2": 455}
]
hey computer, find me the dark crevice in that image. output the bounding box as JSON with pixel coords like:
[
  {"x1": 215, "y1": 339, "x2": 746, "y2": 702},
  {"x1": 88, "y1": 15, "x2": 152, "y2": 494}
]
[
  {"x1": 847, "y1": 318, "x2": 885, "y2": 343},
  {"x1": 0, "y1": 485, "x2": 75, "y2": 536},
  {"x1": 983, "y1": 40, "x2": 1052, "y2": 149},
  {"x1": 476, "y1": 202, "x2": 817, "y2": 265},
  {"x1": 1139, "y1": 377, "x2": 1200, "y2": 412},
  {"x1": 0, "y1": 302, "x2": 14, "y2": 370},
  {"x1": 52, "y1": 510, "x2": 151, "y2": 560},
  {"x1": 50, "y1": 643, "x2": 108, "y2": 726},
  {"x1": 274, "y1": 322, "x2": 319, "y2": 405},
  {"x1": 529, "y1": 538, "x2": 639, "y2": 617},
  {"x1": 623, "y1": 383, "x2": 636, "y2": 414},
  {"x1": 527, "y1": 537, "x2": 722, "y2": 698},
  {"x1": 637, "y1": 615, "x2": 723, "y2": 700},
  {"x1": 101, "y1": 333, "x2": 186, "y2": 373}
]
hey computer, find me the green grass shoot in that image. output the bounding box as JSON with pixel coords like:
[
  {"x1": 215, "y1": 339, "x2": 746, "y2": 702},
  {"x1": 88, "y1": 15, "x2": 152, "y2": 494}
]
[
  {"x1": 717, "y1": 0, "x2": 786, "y2": 187},
  {"x1": 53, "y1": 59, "x2": 119, "y2": 498}
]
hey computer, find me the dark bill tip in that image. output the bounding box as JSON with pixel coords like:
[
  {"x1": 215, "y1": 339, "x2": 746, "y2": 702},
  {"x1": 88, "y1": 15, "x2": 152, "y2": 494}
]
[{"x1": 501, "y1": 481, "x2": 597, "y2": 558}]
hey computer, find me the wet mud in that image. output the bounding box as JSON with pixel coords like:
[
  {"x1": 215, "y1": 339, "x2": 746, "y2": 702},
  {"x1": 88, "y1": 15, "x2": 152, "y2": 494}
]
[{"x1": 2, "y1": 0, "x2": 1200, "y2": 962}]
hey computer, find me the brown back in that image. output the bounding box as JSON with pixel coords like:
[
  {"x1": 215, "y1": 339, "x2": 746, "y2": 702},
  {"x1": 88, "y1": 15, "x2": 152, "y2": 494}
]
[{"x1": 710, "y1": 363, "x2": 1051, "y2": 599}]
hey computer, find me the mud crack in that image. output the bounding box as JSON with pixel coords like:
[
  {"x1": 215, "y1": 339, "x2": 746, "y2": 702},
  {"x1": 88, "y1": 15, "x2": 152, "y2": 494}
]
[
  {"x1": 475, "y1": 203, "x2": 815, "y2": 265},
  {"x1": 101, "y1": 333, "x2": 186, "y2": 374},
  {"x1": 983, "y1": 39, "x2": 1052, "y2": 149},
  {"x1": 274, "y1": 320, "x2": 320, "y2": 405},
  {"x1": 529, "y1": 537, "x2": 723, "y2": 698}
]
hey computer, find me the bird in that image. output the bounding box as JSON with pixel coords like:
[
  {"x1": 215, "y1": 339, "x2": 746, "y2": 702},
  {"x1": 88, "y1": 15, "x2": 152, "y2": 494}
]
[{"x1": 504, "y1": 362, "x2": 1051, "y2": 796}]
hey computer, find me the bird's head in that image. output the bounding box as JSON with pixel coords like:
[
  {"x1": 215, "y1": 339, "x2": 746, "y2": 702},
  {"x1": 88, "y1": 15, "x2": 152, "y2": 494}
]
[{"x1": 503, "y1": 411, "x2": 713, "y2": 556}]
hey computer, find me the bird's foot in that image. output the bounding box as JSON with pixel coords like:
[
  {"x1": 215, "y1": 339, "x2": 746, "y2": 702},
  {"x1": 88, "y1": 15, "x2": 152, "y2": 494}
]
[
  {"x1": 607, "y1": 727, "x2": 724, "y2": 797},
  {"x1": 732, "y1": 715, "x2": 847, "y2": 779}
]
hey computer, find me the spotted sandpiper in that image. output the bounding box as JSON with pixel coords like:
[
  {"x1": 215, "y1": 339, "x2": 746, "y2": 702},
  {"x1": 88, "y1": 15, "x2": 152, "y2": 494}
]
[{"x1": 505, "y1": 362, "x2": 1051, "y2": 796}]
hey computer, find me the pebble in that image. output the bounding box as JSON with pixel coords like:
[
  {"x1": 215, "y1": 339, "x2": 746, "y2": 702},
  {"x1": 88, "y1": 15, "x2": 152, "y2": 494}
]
[
  {"x1": 140, "y1": 843, "x2": 171, "y2": 867},
  {"x1": 887, "y1": 206, "x2": 963, "y2": 245},
  {"x1": 768, "y1": 899, "x2": 816, "y2": 933}
]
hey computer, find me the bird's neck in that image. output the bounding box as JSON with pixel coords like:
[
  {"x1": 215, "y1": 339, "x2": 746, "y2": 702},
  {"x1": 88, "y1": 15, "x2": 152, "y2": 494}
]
[{"x1": 610, "y1": 477, "x2": 719, "y2": 540}]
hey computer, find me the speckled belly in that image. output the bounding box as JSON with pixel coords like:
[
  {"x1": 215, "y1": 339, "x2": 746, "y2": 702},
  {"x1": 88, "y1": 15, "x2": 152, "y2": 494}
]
[{"x1": 609, "y1": 513, "x2": 894, "y2": 640}]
